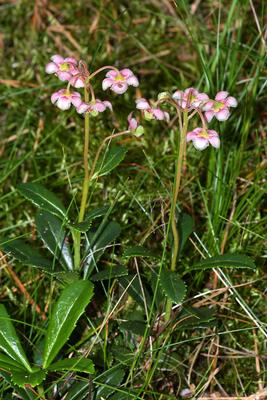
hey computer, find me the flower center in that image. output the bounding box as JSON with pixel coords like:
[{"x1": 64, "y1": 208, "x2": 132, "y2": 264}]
[
  {"x1": 63, "y1": 90, "x2": 71, "y2": 97},
  {"x1": 115, "y1": 73, "x2": 125, "y2": 81},
  {"x1": 214, "y1": 101, "x2": 224, "y2": 111},
  {"x1": 60, "y1": 62, "x2": 70, "y2": 71},
  {"x1": 198, "y1": 130, "x2": 209, "y2": 139}
]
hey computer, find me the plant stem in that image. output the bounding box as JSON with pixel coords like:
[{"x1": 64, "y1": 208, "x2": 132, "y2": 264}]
[
  {"x1": 74, "y1": 86, "x2": 90, "y2": 270},
  {"x1": 37, "y1": 385, "x2": 46, "y2": 399},
  {"x1": 165, "y1": 111, "x2": 188, "y2": 321}
]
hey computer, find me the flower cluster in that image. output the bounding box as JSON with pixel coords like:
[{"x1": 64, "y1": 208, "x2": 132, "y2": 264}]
[
  {"x1": 172, "y1": 88, "x2": 237, "y2": 150},
  {"x1": 46, "y1": 55, "x2": 139, "y2": 116}
]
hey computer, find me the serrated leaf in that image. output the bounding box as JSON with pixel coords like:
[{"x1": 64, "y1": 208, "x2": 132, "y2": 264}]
[
  {"x1": 11, "y1": 369, "x2": 46, "y2": 388},
  {"x1": 83, "y1": 221, "x2": 121, "y2": 278},
  {"x1": 0, "y1": 239, "x2": 53, "y2": 272},
  {"x1": 178, "y1": 213, "x2": 194, "y2": 256},
  {"x1": 18, "y1": 182, "x2": 67, "y2": 220},
  {"x1": 91, "y1": 266, "x2": 128, "y2": 281},
  {"x1": 0, "y1": 371, "x2": 38, "y2": 400},
  {"x1": 42, "y1": 280, "x2": 94, "y2": 368},
  {"x1": 123, "y1": 246, "x2": 158, "y2": 259},
  {"x1": 47, "y1": 357, "x2": 94, "y2": 373},
  {"x1": 96, "y1": 367, "x2": 125, "y2": 399},
  {"x1": 36, "y1": 211, "x2": 74, "y2": 271},
  {"x1": 189, "y1": 253, "x2": 256, "y2": 272},
  {"x1": 160, "y1": 270, "x2": 187, "y2": 303},
  {"x1": 92, "y1": 146, "x2": 127, "y2": 179},
  {"x1": 0, "y1": 305, "x2": 32, "y2": 372},
  {"x1": 69, "y1": 206, "x2": 110, "y2": 232}
]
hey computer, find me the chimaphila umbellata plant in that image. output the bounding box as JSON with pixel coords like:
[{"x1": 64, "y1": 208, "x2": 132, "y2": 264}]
[{"x1": 0, "y1": 53, "x2": 258, "y2": 400}]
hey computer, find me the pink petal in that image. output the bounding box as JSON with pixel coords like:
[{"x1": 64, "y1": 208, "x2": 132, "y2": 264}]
[
  {"x1": 215, "y1": 91, "x2": 229, "y2": 101},
  {"x1": 51, "y1": 54, "x2": 64, "y2": 64},
  {"x1": 197, "y1": 93, "x2": 209, "y2": 101},
  {"x1": 57, "y1": 97, "x2": 71, "y2": 110},
  {"x1": 186, "y1": 131, "x2": 198, "y2": 141},
  {"x1": 126, "y1": 75, "x2": 139, "y2": 87},
  {"x1": 51, "y1": 91, "x2": 61, "y2": 104},
  {"x1": 152, "y1": 108, "x2": 164, "y2": 120},
  {"x1": 111, "y1": 82, "x2": 128, "y2": 94},
  {"x1": 172, "y1": 90, "x2": 183, "y2": 100},
  {"x1": 120, "y1": 68, "x2": 134, "y2": 78},
  {"x1": 103, "y1": 101, "x2": 113, "y2": 111},
  {"x1": 216, "y1": 108, "x2": 230, "y2": 121},
  {"x1": 192, "y1": 138, "x2": 209, "y2": 150},
  {"x1": 106, "y1": 70, "x2": 117, "y2": 78},
  {"x1": 77, "y1": 102, "x2": 89, "y2": 114},
  {"x1": 71, "y1": 95, "x2": 82, "y2": 107},
  {"x1": 205, "y1": 110, "x2": 215, "y2": 122},
  {"x1": 202, "y1": 101, "x2": 214, "y2": 111},
  {"x1": 102, "y1": 78, "x2": 114, "y2": 90},
  {"x1": 208, "y1": 135, "x2": 220, "y2": 148},
  {"x1": 57, "y1": 71, "x2": 72, "y2": 81},
  {"x1": 164, "y1": 112, "x2": 170, "y2": 122},
  {"x1": 128, "y1": 114, "x2": 138, "y2": 131},
  {"x1": 93, "y1": 101, "x2": 106, "y2": 112},
  {"x1": 64, "y1": 57, "x2": 77, "y2": 65},
  {"x1": 45, "y1": 62, "x2": 58, "y2": 74},
  {"x1": 70, "y1": 76, "x2": 84, "y2": 88},
  {"x1": 225, "y1": 96, "x2": 237, "y2": 107},
  {"x1": 136, "y1": 98, "x2": 150, "y2": 110}
]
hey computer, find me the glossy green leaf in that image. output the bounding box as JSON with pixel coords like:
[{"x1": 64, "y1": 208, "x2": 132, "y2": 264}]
[
  {"x1": 36, "y1": 211, "x2": 74, "y2": 271},
  {"x1": 96, "y1": 367, "x2": 125, "y2": 399},
  {"x1": 0, "y1": 238, "x2": 52, "y2": 271},
  {"x1": 47, "y1": 357, "x2": 95, "y2": 373},
  {"x1": 70, "y1": 206, "x2": 110, "y2": 232},
  {"x1": 123, "y1": 246, "x2": 158, "y2": 259},
  {"x1": 0, "y1": 353, "x2": 26, "y2": 372},
  {"x1": 11, "y1": 369, "x2": 46, "y2": 387},
  {"x1": 178, "y1": 213, "x2": 194, "y2": 256},
  {"x1": 92, "y1": 146, "x2": 127, "y2": 179},
  {"x1": 42, "y1": 280, "x2": 94, "y2": 368},
  {"x1": 0, "y1": 371, "x2": 38, "y2": 400},
  {"x1": 0, "y1": 305, "x2": 32, "y2": 372},
  {"x1": 18, "y1": 182, "x2": 67, "y2": 220},
  {"x1": 160, "y1": 270, "x2": 187, "y2": 303},
  {"x1": 83, "y1": 221, "x2": 121, "y2": 278},
  {"x1": 188, "y1": 253, "x2": 256, "y2": 272},
  {"x1": 91, "y1": 266, "x2": 128, "y2": 281}
]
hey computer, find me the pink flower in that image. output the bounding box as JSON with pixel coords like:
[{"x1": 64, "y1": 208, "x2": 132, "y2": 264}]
[
  {"x1": 136, "y1": 98, "x2": 170, "y2": 122},
  {"x1": 69, "y1": 74, "x2": 85, "y2": 88},
  {"x1": 45, "y1": 55, "x2": 79, "y2": 82},
  {"x1": 102, "y1": 68, "x2": 139, "y2": 94},
  {"x1": 203, "y1": 91, "x2": 237, "y2": 122},
  {"x1": 127, "y1": 113, "x2": 144, "y2": 136},
  {"x1": 173, "y1": 88, "x2": 209, "y2": 109},
  {"x1": 187, "y1": 128, "x2": 220, "y2": 150},
  {"x1": 51, "y1": 89, "x2": 82, "y2": 110},
  {"x1": 77, "y1": 99, "x2": 112, "y2": 116}
]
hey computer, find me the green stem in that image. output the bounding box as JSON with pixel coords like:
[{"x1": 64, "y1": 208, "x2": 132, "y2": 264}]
[
  {"x1": 165, "y1": 111, "x2": 188, "y2": 321},
  {"x1": 37, "y1": 385, "x2": 46, "y2": 399},
  {"x1": 74, "y1": 86, "x2": 90, "y2": 270}
]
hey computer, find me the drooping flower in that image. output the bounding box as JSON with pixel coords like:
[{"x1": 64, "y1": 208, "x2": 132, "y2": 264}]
[
  {"x1": 186, "y1": 128, "x2": 220, "y2": 150},
  {"x1": 203, "y1": 91, "x2": 237, "y2": 122},
  {"x1": 45, "y1": 55, "x2": 79, "y2": 82},
  {"x1": 77, "y1": 99, "x2": 112, "y2": 116},
  {"x1": 102, "y1": 68, "x2": 139, "y2": 94},
  {"x1": 136, "y1": 98, "x2": 170, "y2": 122},
  {"x1": 127, "y1": 113, "x2": 144, "y2": 136},
  {"x1": 69, "y1": 74, "x2": 85, "y2": 88},
  {"x1": 51, "y1": 89, "x2": 82, "y2": 110},
  {"x1": 172, "y1": 87, "x2": 209, "y2": 109}
]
